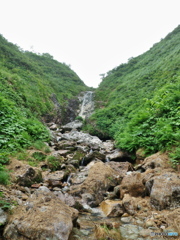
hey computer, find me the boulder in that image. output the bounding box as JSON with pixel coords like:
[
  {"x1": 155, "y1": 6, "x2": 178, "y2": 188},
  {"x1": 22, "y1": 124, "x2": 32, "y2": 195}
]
[
  {"x1": 70, "y1": 161, "x2": 118, "y2": 206},
  {"x1": 141, "y1": 152, "x2": 170, "y2": 171},
  {"x1": 4, "y1": 187, "x2": 78, "y2": 240},
  {"x1": 61, "y1": 130, "x2": 103, "y2": 149},
  {"x1": 106, "y1": 149, "x2": 132, "y2": 162},
  {"x1": 100, "y1": 200, "x2": 124, "y2": 217},
  {"x1": 148, "y1": 172, "x2": 180, "y2": 210},
  {"x1": 83, "y1": 151, "x2": 106, "y2": 165},
  {"x1": 107, "y1": 161, "x2": 134, "y2": 177},
  {"x1": 7, "y1": 159, "x2": 42, "y2": 187},
  {"x1": 43, "y1": 171, "x2": 65, "y2": 187},
  {"x1": 62, "y1": 120, "x2": 83, "y2": 131},
  {"x1": 120, "y1": 172, "x2": 145, "y2": 199}
]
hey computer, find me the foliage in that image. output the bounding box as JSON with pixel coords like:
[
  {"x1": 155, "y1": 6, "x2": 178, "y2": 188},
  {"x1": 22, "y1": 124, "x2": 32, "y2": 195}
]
[
  {"x1": 75, "y1": 116, "x2": 84, "y2": 122},
  {"x1": 46, "y1": 155, "x2": 63, "y2": 171},
  {"x1": 0, "y1": 34, "x2": 88, "y2": 155},
  {"x1": 169, "y1": 147, "x2": 180, "y2": 168},
  {"x1": 0, "y1": 169, "x2": 10, "y2": 185},
  {"x1": 90, "y1": 25, "x2": 180, "y2": 158},
  {"x1": 0, "y1": 96, "x2": 50, "y2": 152},
  {"x1": 31, "y1": 152, "x2": 46, "y2": 161}
]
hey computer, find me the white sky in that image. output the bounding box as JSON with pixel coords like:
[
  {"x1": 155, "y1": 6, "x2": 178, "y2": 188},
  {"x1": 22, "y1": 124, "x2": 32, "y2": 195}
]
[{"x1": 0, "y1": 0, "x2": 179, "y2": 88}]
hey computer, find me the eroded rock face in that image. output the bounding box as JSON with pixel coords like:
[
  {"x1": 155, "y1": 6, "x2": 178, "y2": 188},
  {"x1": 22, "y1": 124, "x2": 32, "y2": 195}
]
[{"x1": 4, "y1": 187, "x2": 78, "y2": 240}]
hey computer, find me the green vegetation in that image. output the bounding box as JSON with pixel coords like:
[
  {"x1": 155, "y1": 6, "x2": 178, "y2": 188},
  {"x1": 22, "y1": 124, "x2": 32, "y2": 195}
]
[
  {"x1": 0, "y1": 34, "x2": 87, "y2": 152},
  {"x1": 87, "y1": 25, "x2": 180, "y2": 166},
  {"x1": 0, "y1": 34, "x2": 88, "y2": 176}
]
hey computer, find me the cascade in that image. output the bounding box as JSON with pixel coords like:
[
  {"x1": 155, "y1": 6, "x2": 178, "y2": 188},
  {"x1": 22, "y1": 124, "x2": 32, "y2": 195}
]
[{"x1": 79, "y1": 91, "x2": 94, "y2": 119}]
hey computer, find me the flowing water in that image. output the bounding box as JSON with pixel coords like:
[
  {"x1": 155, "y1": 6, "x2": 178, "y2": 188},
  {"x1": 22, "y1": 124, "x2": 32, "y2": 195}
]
[{"x1": 79, "y1": 91, "x2": 94, "y2": 119}]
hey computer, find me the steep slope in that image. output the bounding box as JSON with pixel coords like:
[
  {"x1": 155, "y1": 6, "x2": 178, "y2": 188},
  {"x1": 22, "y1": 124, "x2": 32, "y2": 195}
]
[
  {"x1": 0, "y1": 34, "x2": 88, "y2": 153},
  {"x1": 87, "y1": 25, "x2": 180, "y2": 163}
]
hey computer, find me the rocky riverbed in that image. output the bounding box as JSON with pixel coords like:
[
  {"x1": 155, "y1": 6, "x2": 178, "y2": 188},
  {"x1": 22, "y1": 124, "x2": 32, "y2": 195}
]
[{"x1": 0, "y1": 119, "x2": 179, "y2": 240}]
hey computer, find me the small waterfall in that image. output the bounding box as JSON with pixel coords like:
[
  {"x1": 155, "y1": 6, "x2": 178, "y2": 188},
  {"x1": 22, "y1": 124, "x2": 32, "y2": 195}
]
[
  {"x1": 66, "y1": 173, "x2": 72, "y2": 185},
  {"x1": 79, "y1": 91, "x2": 94, "y2": 119},
  {"x1": 105, "y1": 157, "x2": 110, "y2": 162},
  {"x1": 81, "y1": 157, "x2": 85, "y2": 166}
]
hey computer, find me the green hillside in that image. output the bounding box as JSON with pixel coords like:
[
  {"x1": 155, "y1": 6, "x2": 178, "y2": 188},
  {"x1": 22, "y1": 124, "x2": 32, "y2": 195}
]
[
  {"x1": 86, "y1": 25, "x2": 180, "y2": 164},
  {"x1": 0, "y1": 34, "x2": 87, "y2": 153}
]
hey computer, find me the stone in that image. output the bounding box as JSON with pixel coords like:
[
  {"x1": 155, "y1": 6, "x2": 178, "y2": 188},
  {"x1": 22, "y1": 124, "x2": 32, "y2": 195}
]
[
  {"x1": 149, "y1": 172, "x2": 180, "y2": 210},
  {"x1": 107, "y1": 161, "x2": 134, "y2": 178},
  {"x1": 141, "y1": 152, "x2": 170, "y2": 171},
  {"x1": 83, "y1": 151, "x2": 106, "y2": 165},
  {"x1": 121, "y1": 216, "x2": 133, "y2": 224},
  {"x1": 49, "y1": 123, "x2": 58, "y2": 130},
  {"x1": 43, "y1": 171, "x2": 65, "y2": 187},
  {"x1": 62, "y1": 120, "x2": 83, "y2": 131},
  {"x1": 122, "y1": 194, "x2": 136, "y2": 215},
  {"x1": 0, "y1": 208, "x2": 7, "y2": 226},
  {"x1": 120, "y1": 224, "x2": 143, "y2": 240},
  {"x1": 120, "y1": 172, "x2": 145, "y2": 199},
  {"x1": 4, "y1": 190, "x2": 78, "y2": 240},
  {"x1": 102, "y1": 140, "x2": 115, "y2": 151},
  {"x1": 61, "y1": 130, "x2": 103, "y2": 149},
  {"x1": 7, "y1": 159, "x2": 42, "y2": 187},
  {"x1": 106, "y1": 149, "x2": 132, "y2": 162},
  {"x1": 70, "y1": 161, "x2": 118, "y2": 206},
  {"x1": 100, "y1": 200, "x2": 124, "y2": 217}
]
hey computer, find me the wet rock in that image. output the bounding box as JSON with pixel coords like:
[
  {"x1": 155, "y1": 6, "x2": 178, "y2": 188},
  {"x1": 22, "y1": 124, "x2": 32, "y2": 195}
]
[
  {"x1": 4, "y1": 189, "x2": 78, "y2": 240},
  {"x1": 61, "y1": 130, "x2": 103, "y2": 149},
  {"x1": 43, "y1": 171, "x2": 65, "y2": 187},
  {"x1": 107, "y1": 161, "x2": 134, "y2": 178},
  {"x1": 122, "y1": 194, "x2": 136, "y2": 215},
  {"x1": 49, "y1": 123, "x2": 58, "y2": 130},
  {"x1": 102, "y1": 140, "x2": 115, "y2": 152},
  {"x1": 54, "y1": 140, "x2": 77, "y2": 151},
  {"x1": 0, "y1": 208, "x2": 8, "y2": 226},
  {"x1": 120, "y1": 172, "x2": 145, "y2": 199},
  {"x1": 62, "y1": 120, "x2": 83, "y2": 131},
  {"x1": 106, "y1": 149, "x2": 132, "y2": 162},
  {"x1": 149, "y1": 172, "x2": 180, "y2": 210},
  {"x1": 120, "y1": 224, "x2": 144, "y2": 240},
  {"x1": 100, "y1": 200, "x2": 124, "y2": 217},
  {"x1": 121, "y1": 216, "x2": 133, "y2": 224},
  {"x1": 83, "y1": 151, "x2": 106, "y2": 165},
  {"x1": 54, "y1": 191, "x2": 76, "y2": 207}
]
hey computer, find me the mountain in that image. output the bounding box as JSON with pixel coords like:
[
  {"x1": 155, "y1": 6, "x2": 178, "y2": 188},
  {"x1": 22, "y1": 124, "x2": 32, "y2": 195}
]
[
  {"x1": 0, "y1": 34, "x2": 88, "y2": 152},
  {"x1": 86, "y1": 25, "x2": 180, "y2": 162}
]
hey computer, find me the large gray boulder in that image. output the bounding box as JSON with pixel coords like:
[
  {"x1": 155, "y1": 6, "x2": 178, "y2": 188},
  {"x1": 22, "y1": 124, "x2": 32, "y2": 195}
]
[
  {"x1": 61, "y1": 130, "x2": 103, "y2": 149},
  {"x1": 62, "y1": 120, "x2": 83, "y2": 131}
]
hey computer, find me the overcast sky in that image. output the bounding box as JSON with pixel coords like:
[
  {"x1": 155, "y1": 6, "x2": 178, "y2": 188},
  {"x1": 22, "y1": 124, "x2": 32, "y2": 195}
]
[{"x1": 0, "y1": 0, "x2": 179, "y2": 87}]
